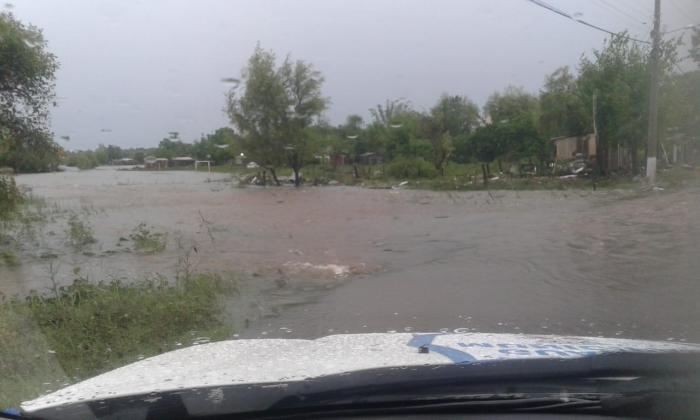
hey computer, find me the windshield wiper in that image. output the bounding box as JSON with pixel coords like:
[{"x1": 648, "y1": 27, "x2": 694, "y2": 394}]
[
  {"x1": 212, "y1": 393, "x2": 608, "y2": 419},
  {"x1": 210, "y1": 391, "x2": 700, "y2": 419}
]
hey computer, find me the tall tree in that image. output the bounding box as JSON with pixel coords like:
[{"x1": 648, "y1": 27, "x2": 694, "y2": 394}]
[
  {"x1": 538, "y1": 67, "x2": 589, "y2": 139},
  {"x1": 370, "y1": 99, "x2": 411, "y2": 127},
  {"x1": 425, "y1": 94, "x2": 481, "y2": 174},
  {"x1": 0, "y1": 12, "x2": 60, "y2": 172},
  {"x1": 660, "y1": 70, "x2": 700, "y2": 155},
  {"x1": 193, "y1": 127, "x2": 240, "y2": 165},
  {"x1": 279, "y1": 57, "x2": 328, "y2": 186},
  {"x1": 578, "y1": 34, "x2": 650, "y2": 174},
  {"x1": 484, "y1": 86, "x2": 539, "y2": 124},
  {"x1": 227, "y1": 46, "x2": 327, "y2": 186}
]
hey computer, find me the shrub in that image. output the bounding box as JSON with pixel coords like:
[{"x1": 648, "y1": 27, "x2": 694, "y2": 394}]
[
  {"x1": 0, "y1": 273, "x2": 237, "y2": 407},
  {"x1": 65, "y1": 213, "x2": 96, "y2": 249},
  {"x1": 0, "y1": 175, "x2": 22, "y2": 219},
  {"x1": 130, "y1": 223, "x2": 167, "y2": 254},
  {"x1": 386, "y1": 157, "x2": 438, "y2": 179}
]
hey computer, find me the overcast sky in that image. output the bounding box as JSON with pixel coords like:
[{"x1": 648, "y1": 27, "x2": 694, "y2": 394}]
[{"x1": 9, "y1": 0, "x2": 699, "y2": 150}]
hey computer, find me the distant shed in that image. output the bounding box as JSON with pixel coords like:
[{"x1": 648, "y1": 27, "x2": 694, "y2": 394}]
[
  {"x1": 552, "y1": 134, "x2": 597, "y2": 161},
  {"x1": 171, "y1": 156, "x2": 195, "y2": 166},
  {"x1": 145, "y1": 157, "x2": 168, "y2": 169}
]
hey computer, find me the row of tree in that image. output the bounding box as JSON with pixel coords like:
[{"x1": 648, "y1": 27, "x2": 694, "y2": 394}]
[
  {"x1": 225, "y1": 32, "x2": 699, "y2": 184},
  {"x1": 2, "y1": 9, "x2": 698, "y2": 179}
]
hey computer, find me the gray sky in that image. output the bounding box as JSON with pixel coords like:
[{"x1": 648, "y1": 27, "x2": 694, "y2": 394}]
[{"x1": 10, "y1": 0, "x2": 700, "y2": 150}]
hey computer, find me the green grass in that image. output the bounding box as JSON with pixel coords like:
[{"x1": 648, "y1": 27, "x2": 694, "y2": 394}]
[
  {"x1": 130, "y1": 223, "x2": 167, "y2": 254},
  {"x1": 65, "y1": 213, "x2": 96, "y2": 249},
  {"x1": 288, "y1": 162, "x2": 700, "y2": 192},
  {"x1": 0, "y1": 273, "x2": 237, "y2": 409},
  {"x1": 0, "y1": 175, "x2": 22, "y2": 219},
  {"x1": 656, "y1": 166, "x2": 700, "y2": 190},
  {"x1": 0, "y1": 250, "x2": 19, "y2": 266}
]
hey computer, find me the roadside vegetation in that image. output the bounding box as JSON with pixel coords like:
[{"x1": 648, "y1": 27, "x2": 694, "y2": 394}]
[
  {"x1": 0, "y1": 11, "x2": 61, "y2": 173},
  {"x1": 0, "y1": 174, "x2": 22, "y2": 218},
  {"x1": 0, "y1": 272, "x2": 238, "y2": 408}
]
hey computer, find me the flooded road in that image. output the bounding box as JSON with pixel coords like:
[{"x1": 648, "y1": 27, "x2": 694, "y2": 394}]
[{"x1": 6, "y1": 167, "x2": 700, "y2": 342}]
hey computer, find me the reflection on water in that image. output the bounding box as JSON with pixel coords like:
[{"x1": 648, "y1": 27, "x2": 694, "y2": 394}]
[{"x1": 5, "y1": 167, "x2": 700, "y2": 342}]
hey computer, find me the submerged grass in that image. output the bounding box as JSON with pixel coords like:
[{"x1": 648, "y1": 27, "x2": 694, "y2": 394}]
[
  {"x1": 65, "y1": 213, "x2": 96, "y2": 249},
  {"x1": 0, "y1": 273, "x2": 237, "y2": 409},
  {"x1": 130, "y1": 222, "x2": 167, "y2": 254}
]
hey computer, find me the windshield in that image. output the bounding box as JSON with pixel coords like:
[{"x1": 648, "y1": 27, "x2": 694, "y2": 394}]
[{"x1": 1, "y1": 0, "x2": 700, "y2": 415}]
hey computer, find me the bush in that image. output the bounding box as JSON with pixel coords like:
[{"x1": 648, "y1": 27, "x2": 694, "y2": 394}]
[
  {"x1": 0, "y1": 273, "x2": 237, "y2": 407},
  {"x1": 386, "y1": 157, "x2": 438, "y2": 179},
  {"x1": 65, "y1": 213, "x2": 96, "y2": 249},
  {"x1": 64, "y1": 151, "x2": 99, "y2": 170},
  {"x1": 0, "y1": 175, "x2": 22, "y2": 219},
  {"x1": 130, "y1": 223, "x2": 167, "y2": 254}
]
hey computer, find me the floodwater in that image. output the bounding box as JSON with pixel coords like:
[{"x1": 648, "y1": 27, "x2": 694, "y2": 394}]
[{"x1": 6, "y1": 167, "x2": 700, "y2": 342}]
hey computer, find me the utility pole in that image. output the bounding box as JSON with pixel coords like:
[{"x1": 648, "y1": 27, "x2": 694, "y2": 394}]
[
  {"x1": 592, "y1": 92, "x2": 599, "y2": 172},
  {"x1": 646, "y1": 0, "x2": 661, "y2": 184},
  {"x1": 592, "y1": 92, "x2": 600, "y2": 188}
]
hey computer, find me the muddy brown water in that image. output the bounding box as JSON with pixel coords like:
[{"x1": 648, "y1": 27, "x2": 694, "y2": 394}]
[{"x1": 6, "y1": 167, "x2": 700, "y2": 343}]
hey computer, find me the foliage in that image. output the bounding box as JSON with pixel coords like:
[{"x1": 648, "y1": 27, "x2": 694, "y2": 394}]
[
  {"x1": 539, "y1": 67, "x2": 590, "y2": 139},
  {"x1": 226, "y1": 45, "x2": 328, "y2": 186},
  {"x1": 660, "y1": 70, "x2": 700, "y2": 147},
  {"x1": 0, "y1": 273, "x2": 236, "y2": 406},
  {"x1": 577, "y1": 34, "x2": 650, "y2": 173},
  {"x1": 130, "y1": 223, "x2": 167, "y2": 254},
  {"x1": 155, "y1": 133, "x2": 193, "y2": 159},
  {"x1": 0, "y1": 129, "x2": 62, "y2": 173},
  {"x1": 426, "y1": 95, "x2": 481, "y2": 173},
  {"x1": 64, "y1": 150, "x2": 99, "y2": 169},
  {"x1": 484, "y1": 86, "x2": 539, "y2": 124},
  {"x1": 370, "y1": 99, "x2": 412, "y2": 127},
  {"x1": 0, "y1": 175, "x2": 22, "y2": 218},
  {"x1": 0, "y1": 12, "x2": 61, "y2": 173},
  {"x1": 430, "y1": 94, "x2": 482, "y2": 137},
  {"x1": 94, "y1": 144, "x2": 123, "y2": 164},
  {"x1": 463, "y1": 116, "x2": 546, "y2": 165},
  {"x1": 386, "y1": 157, "x2": 438, "y2": 179},
  {"x1": 65, "y1": 213, "x2": 96, "y2": 249},
  {"x1": 192, "y1": 127, "x2": 241, "y2": 164}
]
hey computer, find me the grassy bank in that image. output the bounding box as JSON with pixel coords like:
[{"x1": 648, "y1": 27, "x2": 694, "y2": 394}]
[
  {"x1": 215, "y1": 162, "x2": 699, "y2": 192},
  {"x1": 0, "y1": 273, "x2": 237, "y2": 408}
]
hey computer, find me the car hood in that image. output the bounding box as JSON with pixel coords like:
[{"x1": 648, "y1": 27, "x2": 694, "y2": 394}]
[{"x1": 21, "y1": 332, "x2": 700, "y2": 413}]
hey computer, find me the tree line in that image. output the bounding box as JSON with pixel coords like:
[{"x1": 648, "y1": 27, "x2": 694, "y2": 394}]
[
  {"x1": 226, "y1": 34, "x2": 698, "y2": 185},
  {"x1": 1, "y1": 10, "x2": 699, "y2": 181}
]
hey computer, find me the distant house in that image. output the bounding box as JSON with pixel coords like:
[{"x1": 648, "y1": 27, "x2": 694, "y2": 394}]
[
  {"x1": 358, "y1": 152, "x2": 383, "y2": 165},
  {"x1": 552, "y1": 134, "x2": 597, "y2": 161},
  {"x1": 144, "y1": 157, "x2": 168, "y2": 169},
  {"x1": 112, "y1": 158, "x2": 136, "y2": 165},
  {"x1": 170, "y1": 156, "x2": 195, "y2": 167}
]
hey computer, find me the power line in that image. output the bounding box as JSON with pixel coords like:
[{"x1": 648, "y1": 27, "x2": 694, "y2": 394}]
[
  {"x1": 618, "y1": 0, "x2": 653, "y2": 20},
  {"x1": 524, "y1": 0, "x2": 651, "y2": 44},
  {"x1": 665, "y1": 0, "x2": 698, "y2": 29},
  {"x1": 592, "y1": 0, "x2": 649, "y2": 29},
  {"x1": 668, "y1": 0, "x2": 694, "y2": 21}
]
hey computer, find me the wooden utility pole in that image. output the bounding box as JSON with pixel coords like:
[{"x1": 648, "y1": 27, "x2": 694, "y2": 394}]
[
  {"x1": 646, "y1": 0, "x2": 662, "y2": 184},
  {"x1": 592, "y1": 92, "x2": 600, "y2": 174}
]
